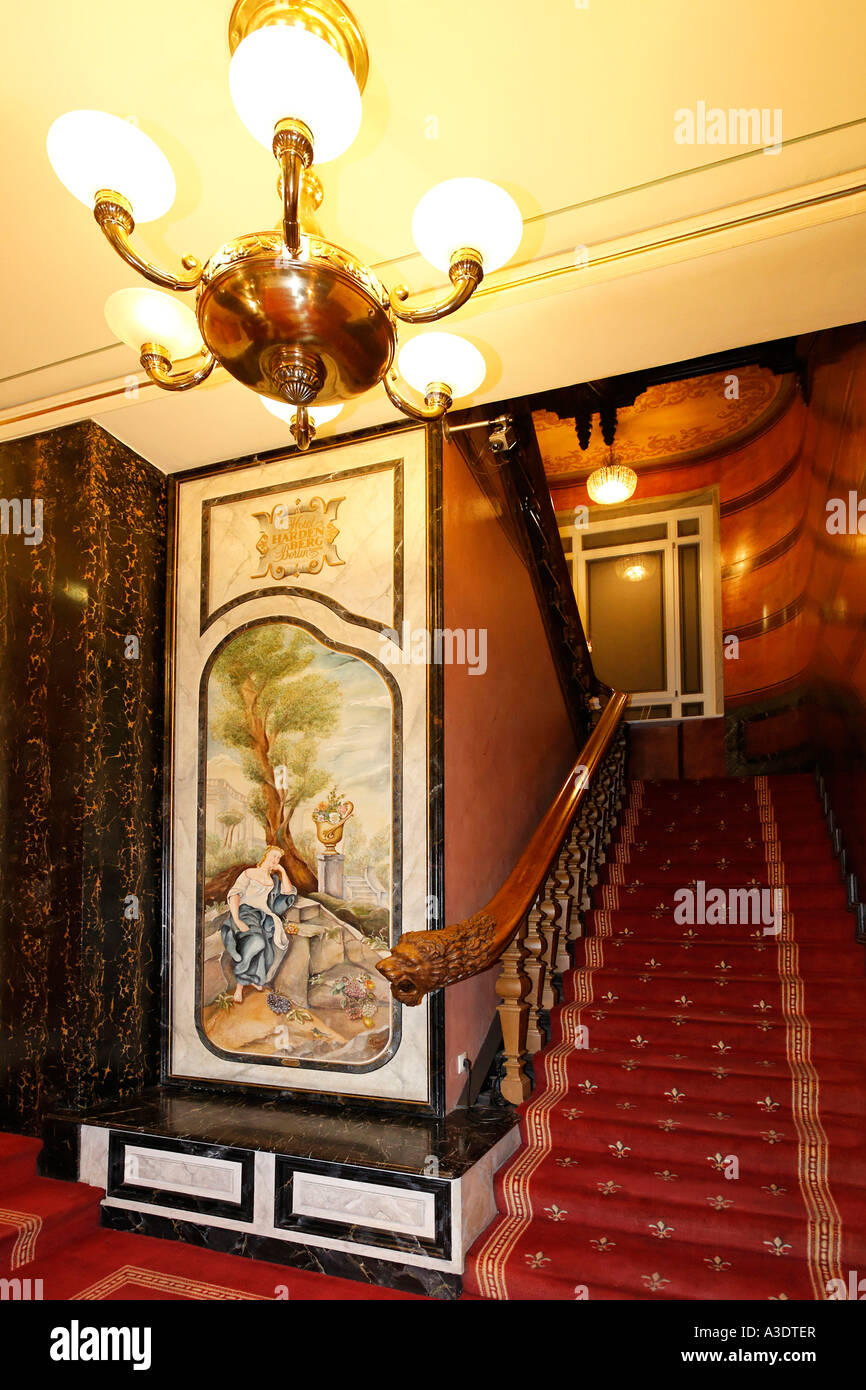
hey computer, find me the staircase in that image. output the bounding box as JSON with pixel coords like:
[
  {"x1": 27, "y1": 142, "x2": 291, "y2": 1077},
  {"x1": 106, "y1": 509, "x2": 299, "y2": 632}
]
[
  {"x1": 465, "y1": 773, "x2": 866, "y2": 1300},
  {"x1": 0, "y1": 1135, "x2": 103, "y2": 1280},
  {"x1": 342, "y1": 870, "x2": 380, "y2": 906}
]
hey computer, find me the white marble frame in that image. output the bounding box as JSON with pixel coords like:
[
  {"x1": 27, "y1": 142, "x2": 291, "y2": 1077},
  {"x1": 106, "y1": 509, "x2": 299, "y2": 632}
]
[
  {"x1": 165, "y1": 426, "x2": 437, "y2": 1108},
  {"x1": 80, "y1": 1124, "x2": 522, "y2": 1276},
  {"x1": 200, "y1": 455, "x2": 405, "y2": 639}
]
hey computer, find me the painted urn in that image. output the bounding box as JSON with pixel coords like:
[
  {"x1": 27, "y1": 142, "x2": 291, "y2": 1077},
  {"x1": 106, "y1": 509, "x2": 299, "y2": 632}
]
[{"x1": 313, "y1": 797, "x2": 354, "y2": 854}]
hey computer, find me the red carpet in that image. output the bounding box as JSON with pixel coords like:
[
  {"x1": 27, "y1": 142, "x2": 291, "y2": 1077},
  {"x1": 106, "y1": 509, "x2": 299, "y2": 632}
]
[
  {"x1": 0, "y1": 1133, "x2": 422, "y2": 1300},
  {"x1": 465, "y1": 774, "x2": 866, "y2": 1300}
]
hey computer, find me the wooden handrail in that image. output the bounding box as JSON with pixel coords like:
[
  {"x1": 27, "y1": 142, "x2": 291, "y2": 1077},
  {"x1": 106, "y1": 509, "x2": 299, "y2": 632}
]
[{"x1": 377, "y1": 690, "x2": 629, "y2": 1006}]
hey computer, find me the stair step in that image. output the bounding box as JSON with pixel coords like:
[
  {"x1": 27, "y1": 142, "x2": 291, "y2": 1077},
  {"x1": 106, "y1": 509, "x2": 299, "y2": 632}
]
[
  {"x1": 466, "y1": 773, "x2": 866, "y2": 1300},
  {"x1": 574, "y1": 944, "x2": 859, "y2": 976},
  {"x1": 492, "y1": 1168, "x2": 845, "y2": 1260},
  {"x1": 0, "y1": 1133, "x2": 42, "y2": 1189},
  {"x1": 0, "y1": 1177, "x2": 103, "y2": 1273},
  {"x1": 599, "y1": 864, "x2": 842, "y2": 886},
  {"x1": 467, "y1": 1214, "x2": 823, "y2": 1300},
  {"x1": 583, "y1": 910, "x2": 857, "y2": 944}
]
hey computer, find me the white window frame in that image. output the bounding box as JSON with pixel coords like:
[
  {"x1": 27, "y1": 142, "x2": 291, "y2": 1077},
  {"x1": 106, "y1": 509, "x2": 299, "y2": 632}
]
[{"x1": 561, "y1": 497, "x2": 723, "y2": 720}]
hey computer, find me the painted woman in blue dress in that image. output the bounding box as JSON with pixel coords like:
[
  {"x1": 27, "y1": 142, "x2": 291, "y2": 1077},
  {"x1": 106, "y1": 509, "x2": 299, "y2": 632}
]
[{"x1": 222, "y1": 846, "x2": 297, "y2": 1003}]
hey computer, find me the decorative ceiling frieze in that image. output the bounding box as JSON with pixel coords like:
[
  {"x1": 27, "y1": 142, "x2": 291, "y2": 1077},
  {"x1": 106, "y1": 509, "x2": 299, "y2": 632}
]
[{"x1": 535, "y1": 365, "x2": 797, "y2": 482}]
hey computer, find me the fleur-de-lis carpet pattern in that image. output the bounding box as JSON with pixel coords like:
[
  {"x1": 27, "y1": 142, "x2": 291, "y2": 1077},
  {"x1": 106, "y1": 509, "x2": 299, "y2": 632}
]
[{"x1": 465, "y1": 775, "x2": 866, "y2": 1300}]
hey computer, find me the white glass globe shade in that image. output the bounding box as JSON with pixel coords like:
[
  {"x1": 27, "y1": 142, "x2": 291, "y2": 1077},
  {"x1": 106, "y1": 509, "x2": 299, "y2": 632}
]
[
  {"x1": 398, "y1": 333, "x2": 486, "y2": 400},
  {"x1": 586, "y1": 465, "x2": 638, "y2": 505},
  {"x1": 261, "y1": 398, "x2": 342, "y2": 427},
  {"x1": 229, "y1": 27, "x2": 361, "y2": 163},
  {"x1": 411, "y1": 178, "x2": 522, "y2": 273},
  {"x1": 47, "y1": 111, "x2": 175, "y2": 222},
  {"x1": 104, "y1": 288, "x2": 202, "y2": 358}
]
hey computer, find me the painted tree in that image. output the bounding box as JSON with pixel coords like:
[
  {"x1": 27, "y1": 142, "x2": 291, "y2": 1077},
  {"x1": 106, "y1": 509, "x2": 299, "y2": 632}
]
[
  {"x1": 341, "y1": 816, "x2": 368, "y2": 871},
  {"x1": 207, "y1": 625, "x2": 340, "y2": 896},
  {"x1": 217, "y1": 810, "x2": 243, "y2": 848},
  {"x1": 368, "y1": 827, "x2": 391, "y2": 889}
]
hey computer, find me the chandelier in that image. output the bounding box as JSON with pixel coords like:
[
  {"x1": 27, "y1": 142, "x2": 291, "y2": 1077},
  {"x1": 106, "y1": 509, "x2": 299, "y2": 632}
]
[
  {"x1": 46, "y1": 0, "x2": 523, "y2": 450},
  {"x1": 615, "y1": 555, "x2": 649, "y2": 582},
  {"x1": 586, "y1": 452, "x2": 638, "y2": 505}
]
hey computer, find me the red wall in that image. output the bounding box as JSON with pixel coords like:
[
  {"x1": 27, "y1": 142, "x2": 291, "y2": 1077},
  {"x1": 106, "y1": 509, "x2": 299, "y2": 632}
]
[
  {"x1": 800, "y1": 328, "x2": 866, "y2": 894},
  {"x1": 550, "y1": 387, "x2": 812, "y2": 713},
  {"x1": 442, "y1": 436, "x2": 577, "y2": 1110},
  {"x1": 549, "y1": 329, "x2": 866, "y2": 880}
]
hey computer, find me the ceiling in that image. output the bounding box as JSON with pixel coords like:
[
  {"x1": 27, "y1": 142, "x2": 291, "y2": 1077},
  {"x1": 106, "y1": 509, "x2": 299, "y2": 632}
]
[
  {"x1": 2, "y1": 0, "x2": 866, "y2": 472},
  {"x1": 534, "y1": 366, "x2": 791, "y2": 482}
]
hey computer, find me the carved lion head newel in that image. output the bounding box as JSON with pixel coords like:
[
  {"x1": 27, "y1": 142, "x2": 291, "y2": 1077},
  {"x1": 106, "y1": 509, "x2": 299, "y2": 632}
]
[
  {"x1": 377, "y1": 933, "x2": 446, "y2": 1006},
  {"x1": 376, "y1": 914, "x2": 498, "y2": 1005}
]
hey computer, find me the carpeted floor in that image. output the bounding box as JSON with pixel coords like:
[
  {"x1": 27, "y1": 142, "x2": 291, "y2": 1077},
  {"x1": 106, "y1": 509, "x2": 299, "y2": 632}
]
[{"x1": 465, "y1": 774, "x2": 866, "y2": 1300}]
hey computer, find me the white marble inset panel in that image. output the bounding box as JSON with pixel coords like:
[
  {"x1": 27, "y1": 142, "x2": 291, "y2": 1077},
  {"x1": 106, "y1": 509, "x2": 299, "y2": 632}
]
[
  {"x1": 79, "y1": 1125, "x2": 110, "y2": 1189},
  {"x1": 122, "y1": 1145, "x2": 244, "y2": 1204},
  {"x1": 205, "y1": 460, "x2": 399, "y2": 630},
  {"x1": 291, "y1": 1171, "x2": 436, "y2": 1239},
  {"x1": 458, "y1": 1126, "x2": 521, "y2": 1253}
]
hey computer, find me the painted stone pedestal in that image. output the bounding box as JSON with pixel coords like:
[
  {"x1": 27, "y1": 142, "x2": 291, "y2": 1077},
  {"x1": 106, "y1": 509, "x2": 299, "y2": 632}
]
[{"x1": 316, "y1": 851, "x2": 345, "y2": 898}]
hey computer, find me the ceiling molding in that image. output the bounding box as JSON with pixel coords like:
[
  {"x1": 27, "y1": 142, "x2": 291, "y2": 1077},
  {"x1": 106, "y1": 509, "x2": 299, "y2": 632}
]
[{"x1": 0, "y1": 370, "x2": 157, "y2": 444}]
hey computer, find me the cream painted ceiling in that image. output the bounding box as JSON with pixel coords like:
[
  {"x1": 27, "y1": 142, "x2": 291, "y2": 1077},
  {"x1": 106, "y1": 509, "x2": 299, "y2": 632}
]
[{"x1": 2, "y1": 0, "x2": 866, "y2": 471}]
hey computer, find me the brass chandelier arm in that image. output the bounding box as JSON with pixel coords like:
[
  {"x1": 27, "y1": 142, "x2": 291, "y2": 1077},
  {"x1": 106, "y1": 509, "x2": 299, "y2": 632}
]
[
  {"x1": 273, "y1": 120, "x2": 314, "y2": 257},
  {"x1": 94, "y1": 192, "x2": 203, "y2": 291},
  {"x1": 383, "y1": 371, "x2": 451, "y2": 421},
  {"x1": 140, "y1": 344, "x2": 217, "y2": 391},
  {"x1": 389, "y1": 249, "x2": 483, "y2": 324}
]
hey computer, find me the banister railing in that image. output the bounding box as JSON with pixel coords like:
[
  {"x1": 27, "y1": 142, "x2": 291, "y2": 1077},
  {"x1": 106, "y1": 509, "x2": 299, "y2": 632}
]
[{"x1": 377, "y1": 689, "x2": 629, "y2": 1102}]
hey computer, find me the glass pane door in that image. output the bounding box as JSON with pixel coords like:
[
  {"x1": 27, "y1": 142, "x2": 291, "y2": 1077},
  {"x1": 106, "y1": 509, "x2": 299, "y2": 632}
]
[
  {"x1": 564, "y1": 501, "x2": 721, "y2": 720},
  {"x1": 586, "y1": 549, "x2": 667, "y2": 692}
]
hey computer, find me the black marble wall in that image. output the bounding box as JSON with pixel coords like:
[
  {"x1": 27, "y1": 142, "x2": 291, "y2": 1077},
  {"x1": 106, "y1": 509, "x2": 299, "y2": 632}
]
[{"x1": 0, "y1": 420, "x2": 166, "y2": 1132}]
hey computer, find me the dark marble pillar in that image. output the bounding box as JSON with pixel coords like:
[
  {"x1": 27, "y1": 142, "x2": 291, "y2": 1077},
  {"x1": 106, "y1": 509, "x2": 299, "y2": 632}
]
[{"x1": 0, "y1": 420, "x2": 166, "y2": 1132}]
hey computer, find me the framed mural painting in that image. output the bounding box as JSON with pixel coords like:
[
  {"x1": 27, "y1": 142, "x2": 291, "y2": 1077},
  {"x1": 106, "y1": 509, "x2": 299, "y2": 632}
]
[{"x1": 164, "y1": 424, "x2": 444, "y2": 1114}]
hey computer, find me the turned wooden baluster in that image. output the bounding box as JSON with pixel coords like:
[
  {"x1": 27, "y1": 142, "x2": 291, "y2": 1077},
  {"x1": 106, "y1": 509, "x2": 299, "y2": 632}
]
[
  {"x1": 553, "y1": 837, "x2": 577, "y2": 972},
  {"x1": 566, "y1": 814, "x2": 588, "y2": 903},
  {"x1": 537, "y1": 870, "x2": 562, "y2": 1012},
  {"x1": 568, "y1": 817, "x2": 594, "y2": 924},
  {"x1": 581, "y1": 795, "x2": 603, "y2": 889},
  {"x1": 595, "y1": 768, "x2": 614, "y2": 861},
  {"x1": 523, "y1": 890, "x2": 548, "y2": 1053},
  {"x1": 610, "y1": 731, "x2": 627, "y2": 810},
  {"x1": 607, "y1": 735, "x2": 624, "y2": 820},
  {"x1": 495, "y1": 918, "x2": 532, "y2": 1104},
  {"x1": 588, "y1": 738, "x2": 625, "y2": 883}
]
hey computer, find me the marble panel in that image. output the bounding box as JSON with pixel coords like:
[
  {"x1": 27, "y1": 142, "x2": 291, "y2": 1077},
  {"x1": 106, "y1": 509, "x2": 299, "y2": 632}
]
[{"x1": 167, "y1": 427, "x2": 439, "y2": 1109}]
